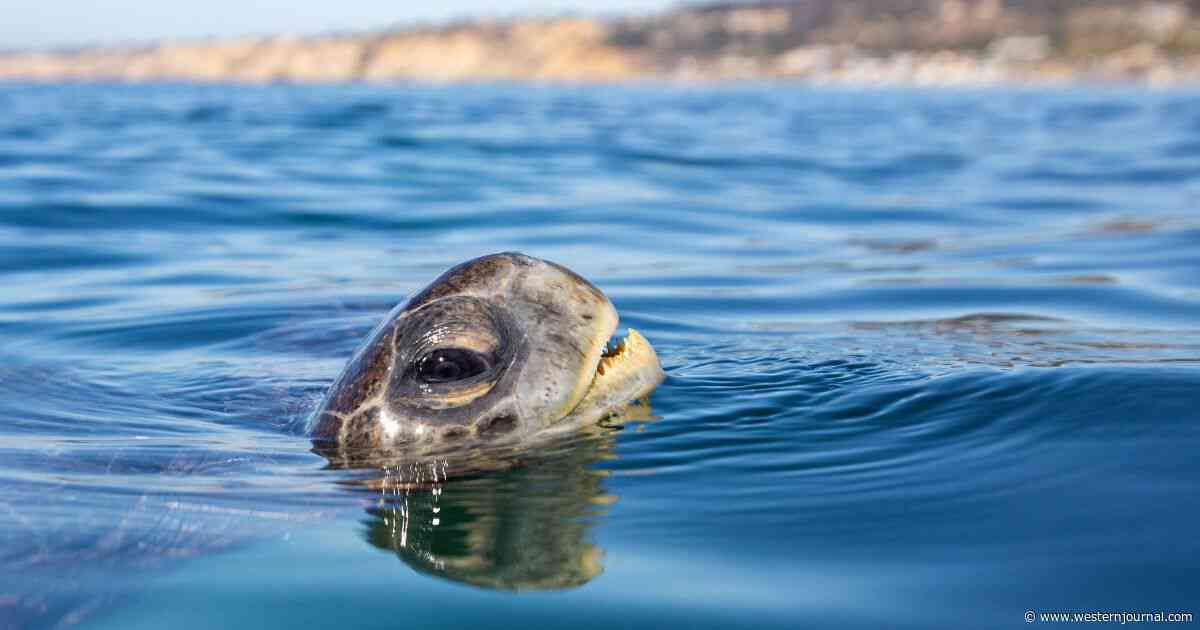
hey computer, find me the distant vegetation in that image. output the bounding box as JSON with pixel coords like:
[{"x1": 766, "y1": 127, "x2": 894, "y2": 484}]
[{"x1": 3, "y1": 0, "x2": 1200, "y2": 84}]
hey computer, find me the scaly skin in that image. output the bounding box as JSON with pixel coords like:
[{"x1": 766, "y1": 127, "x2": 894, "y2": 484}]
[{"x1": 310, "y1": 252, "x2": 664, "y2": 465}]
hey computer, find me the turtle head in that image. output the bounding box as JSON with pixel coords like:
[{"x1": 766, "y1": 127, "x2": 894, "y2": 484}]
[{"x1": 310, "y1": 252, "x2": 663, "y2": 453}]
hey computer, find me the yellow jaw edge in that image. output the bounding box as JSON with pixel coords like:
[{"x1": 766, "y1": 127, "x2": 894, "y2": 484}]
[{"x1": 561, "y1": 329, "x2": 665, "y2": 426}]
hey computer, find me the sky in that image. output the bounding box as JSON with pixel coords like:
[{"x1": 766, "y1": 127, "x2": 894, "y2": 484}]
[{"x1": 0, "y1": 0, "x2": 686, "y2": 50}]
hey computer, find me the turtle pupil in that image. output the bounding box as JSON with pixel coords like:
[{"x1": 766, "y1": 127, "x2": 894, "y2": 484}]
[
  {"x1": 415, "y1": 348, "x2": 488, "y2": 384},
  {"x1": 433, "y1": 357, "x2": 460, "y2": 380}
]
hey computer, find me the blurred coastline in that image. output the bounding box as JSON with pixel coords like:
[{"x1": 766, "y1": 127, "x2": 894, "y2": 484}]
[{"x1": 4, "y1": 0, "x2": 1200, "y2": 85}]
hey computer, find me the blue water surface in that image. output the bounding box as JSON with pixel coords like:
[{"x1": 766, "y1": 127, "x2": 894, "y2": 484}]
[{"x1": 0, "y1": 83, "x2": 1198, "y2": 629}]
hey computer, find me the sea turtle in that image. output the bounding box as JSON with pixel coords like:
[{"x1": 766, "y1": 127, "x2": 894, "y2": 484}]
[
  {"x1": 0, "y1": 254, "x2": 665, "y2": 625},
  {"x1": 309, "y1": 252, "x2": 665, "y2": 469}
]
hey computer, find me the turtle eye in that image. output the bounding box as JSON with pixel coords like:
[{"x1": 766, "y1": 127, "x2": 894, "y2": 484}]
[{"x1": 413, "y1": 348, "x2": 491, "y2": 384}]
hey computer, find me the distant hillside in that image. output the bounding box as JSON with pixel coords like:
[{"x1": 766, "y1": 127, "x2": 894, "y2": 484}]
[{"x1": 3, "y1": 0, "x2": 1200, "y2": 84}]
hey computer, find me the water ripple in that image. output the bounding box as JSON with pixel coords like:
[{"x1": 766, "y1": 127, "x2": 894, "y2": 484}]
[{"x1": 0, "y1": 84, "x2": 1197, "y2": 628}]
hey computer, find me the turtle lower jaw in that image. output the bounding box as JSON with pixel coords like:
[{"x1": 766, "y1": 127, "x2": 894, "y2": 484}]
[{"x1": 559, "y1": 328, "x2": 665, "y2": 426}]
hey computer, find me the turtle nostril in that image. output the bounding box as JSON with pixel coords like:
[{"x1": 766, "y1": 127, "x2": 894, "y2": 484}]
[{"x1": 476, "y1": 414, "x2": 517, "y2": 436}]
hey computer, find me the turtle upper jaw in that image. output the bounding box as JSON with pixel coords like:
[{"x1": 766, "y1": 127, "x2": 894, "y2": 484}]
[{"x1": 557, "y1": 329, "x2": 665, "y2": 427}]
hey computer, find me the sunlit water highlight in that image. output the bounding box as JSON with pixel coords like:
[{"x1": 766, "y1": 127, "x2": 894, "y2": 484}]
[{"x1": 0, "y1": 83, "x2": 1198, "y2": 628}]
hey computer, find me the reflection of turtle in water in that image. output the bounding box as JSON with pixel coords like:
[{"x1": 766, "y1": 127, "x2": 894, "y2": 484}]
[
  {"x1": 362, "y1": 421, "x2": 639, "y2": 591},
  {"x1": 309, "y1": 253, "x2": 665, "y2": 589}
]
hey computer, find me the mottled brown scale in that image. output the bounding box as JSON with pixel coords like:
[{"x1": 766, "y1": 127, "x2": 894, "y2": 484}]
[
  {"x1": 441, "y1": 426, "x2": 469, "y2": 440},
  {"x1": 310, "y1": 318, "x2": 398, "y2": 441},
  {"x1": 542, "y1": 259, "x2": 607, "y2": 305},
  {"x1": 404, "y1": 254, "x2": 516, "y2": 312},
  {"x1": 477, "y1": 414, "x2": 518, "y2": 436},
  {"x1": 340, "y1": 408, "x2": 383, "y2": 450}
]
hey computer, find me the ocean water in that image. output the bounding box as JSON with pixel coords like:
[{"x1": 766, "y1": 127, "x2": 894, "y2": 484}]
[{"x1": 0, "y1": 83, "x2": 1198, "y2": 629}]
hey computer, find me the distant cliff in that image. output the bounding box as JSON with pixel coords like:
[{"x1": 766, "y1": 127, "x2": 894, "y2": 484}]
[{"x1": 4, "y1": 0, "x2": 1200, "y2": 84}]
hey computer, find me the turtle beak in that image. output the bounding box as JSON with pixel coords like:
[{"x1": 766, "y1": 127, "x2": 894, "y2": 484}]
[{"x1": 561, "y1": 329, "x2": 664, "y2": 425}]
